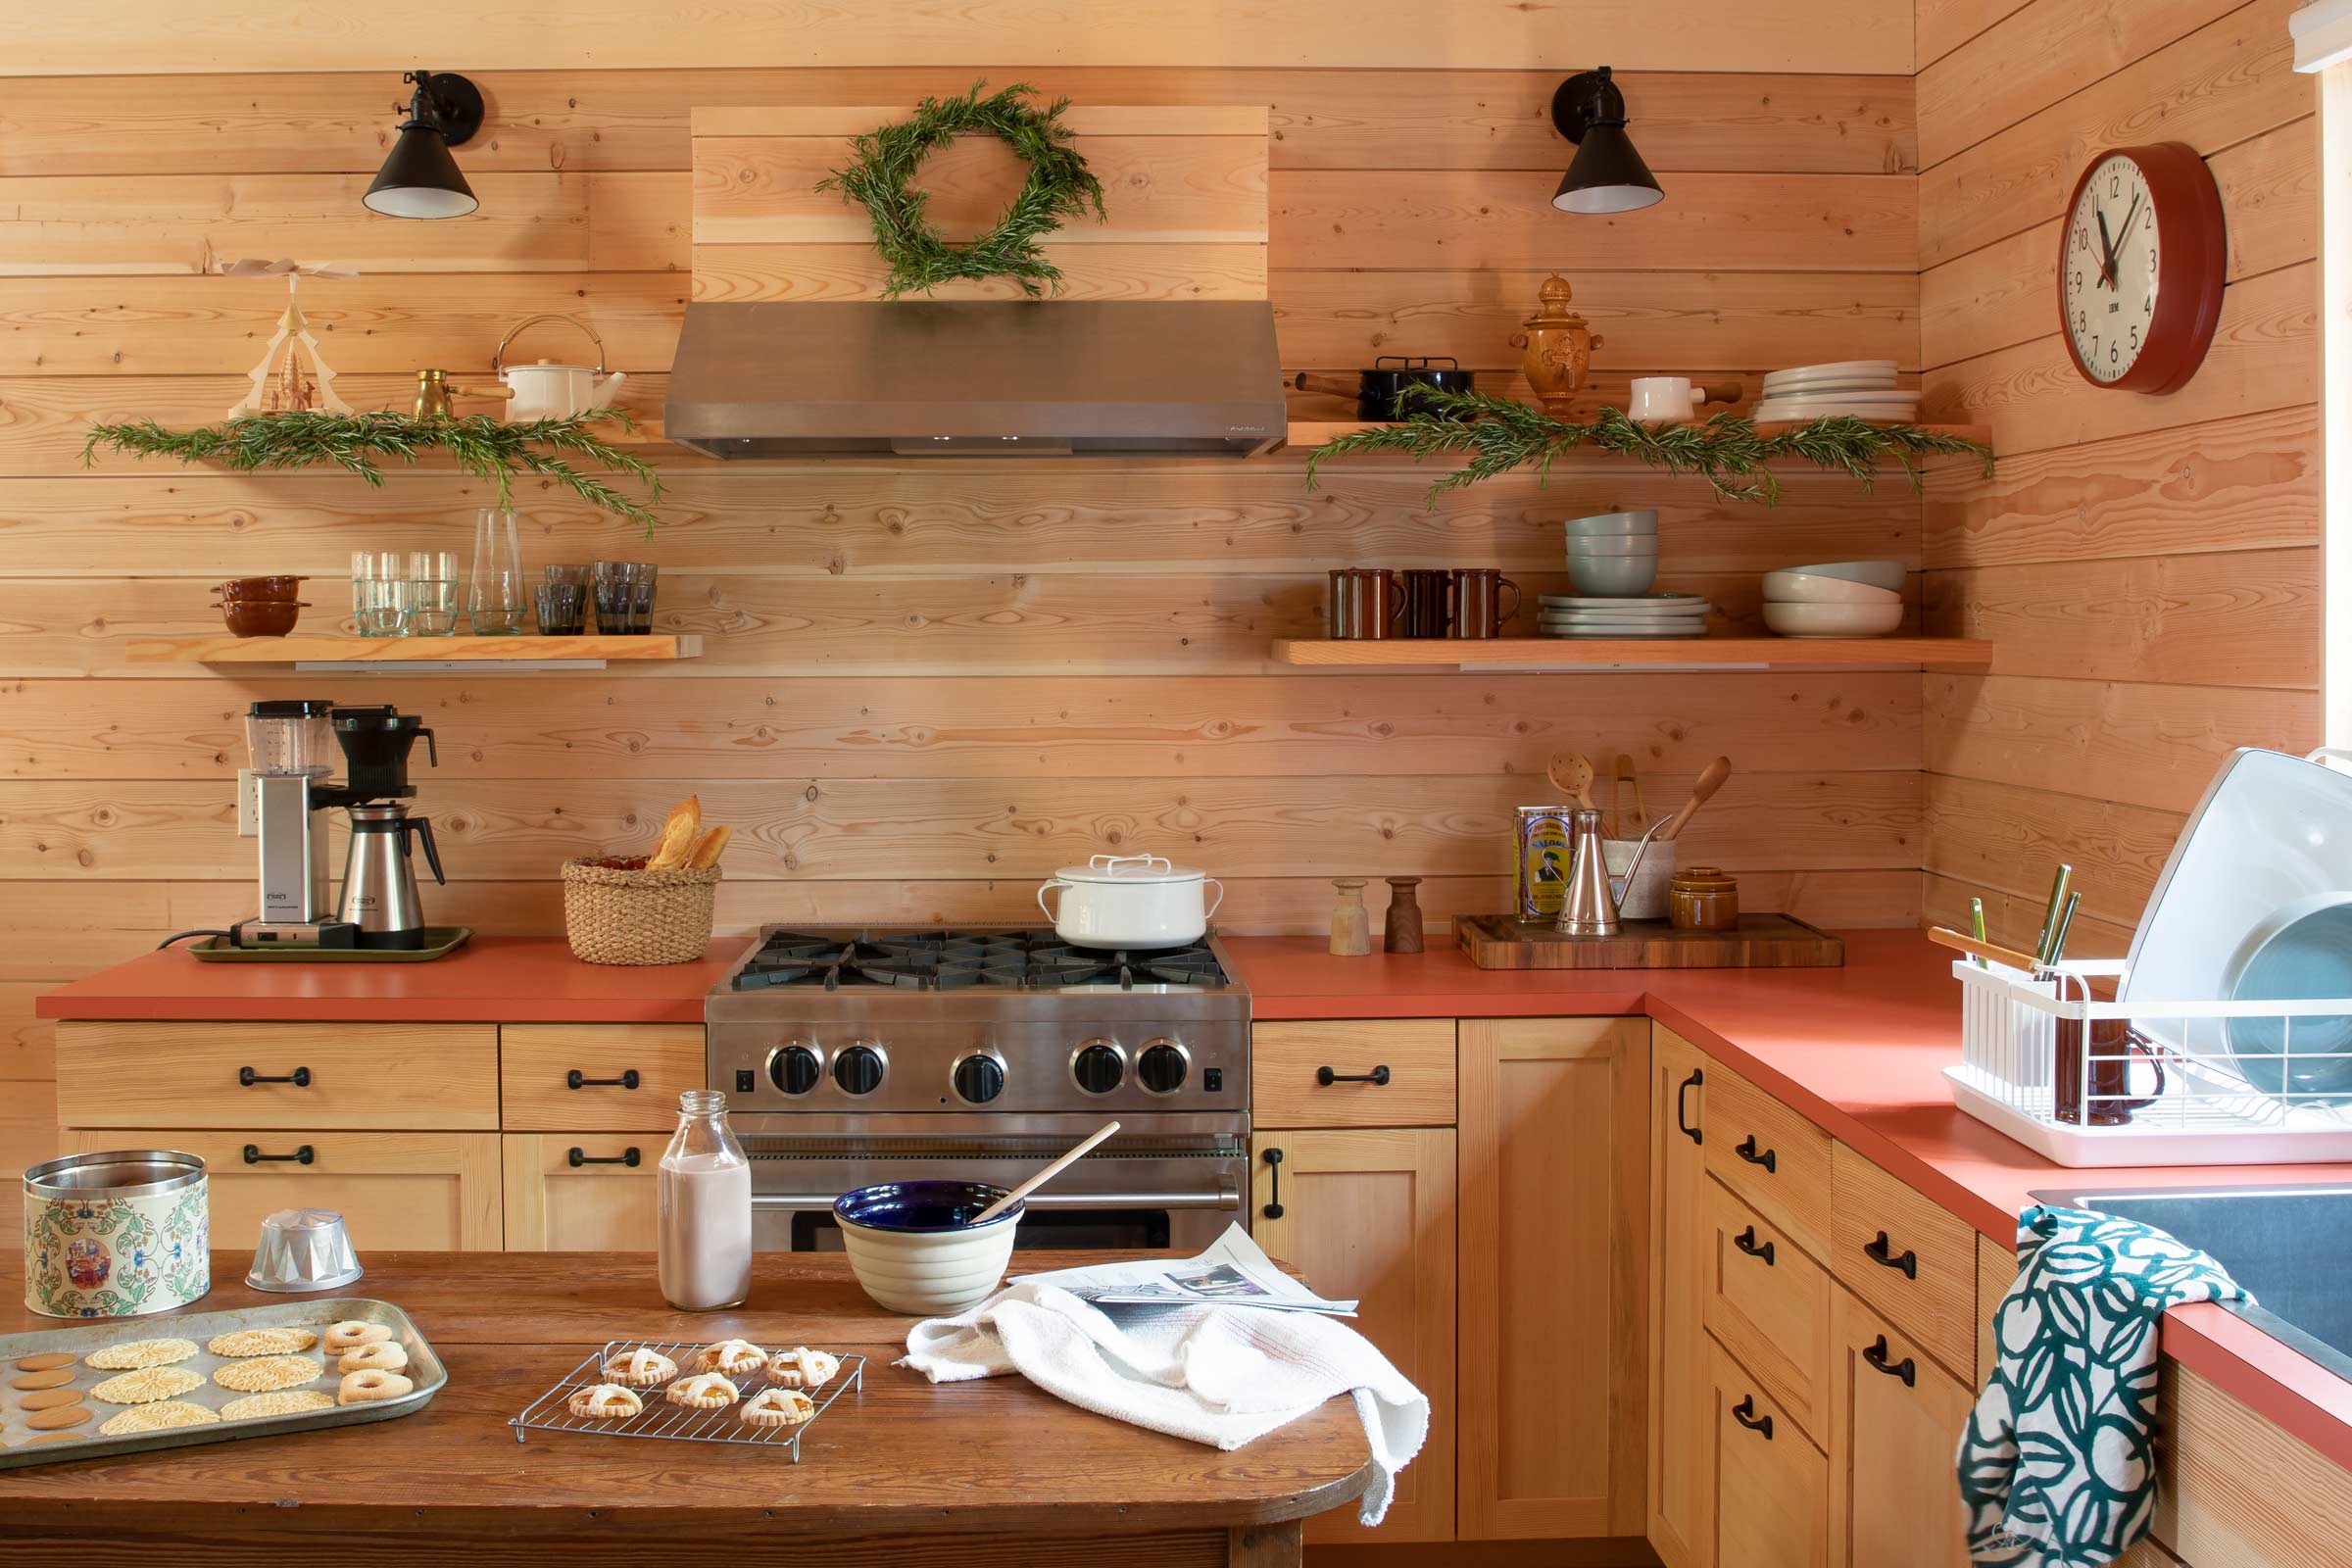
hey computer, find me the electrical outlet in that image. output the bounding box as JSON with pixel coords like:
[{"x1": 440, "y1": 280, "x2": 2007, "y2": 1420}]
[{"x1": 236, "y1": 770, "x2": 260, "y2": 836}]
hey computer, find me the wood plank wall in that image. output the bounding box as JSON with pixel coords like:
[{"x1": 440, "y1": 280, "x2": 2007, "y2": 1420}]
[
  {"x1": 0, "y1": 5, "x2": 1925, "y2": 1202},
  {"x1": 1915, "y1": 0, "x2": 2321, "y2": 955}
]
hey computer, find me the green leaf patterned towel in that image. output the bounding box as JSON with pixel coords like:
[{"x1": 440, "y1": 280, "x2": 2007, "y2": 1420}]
[{"x1": 1957, "y1": 1204, "x2": 2248, "y2": 1566}]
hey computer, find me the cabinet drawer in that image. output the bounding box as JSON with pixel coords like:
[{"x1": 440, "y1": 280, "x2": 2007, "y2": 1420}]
[
  {"x1": 1831, "y1": 1144, "x2": 1977, "y2": 1381},
  {"x1": 1710, "y1": 1337, "x2": 1828, "y2": 1568},
  {"x1": 55, "y1": 1022, "x2": 497, "y2": 1131},
  {"x1": 1828, "y1": 1289, "x2": 1973, "y2": 1568},
  {"x1": 67, "y1": 1128, "x2": 502, "y2": 1250},
  {"x1": 1704, "y1": 1177, "x2": 1832, "y2": 1446},
  {"x1": 502, "y1": 1134, "x2": 662, "y2": 1252},
  {"x1": 1704, "y1": 1059, "x2": 1833, "y2": 1261},
  {"x1": 1253, "y1": 1019, "x2": 1454, "y2": 1126},
  {"x1": 500, "y1": 1024, "x2": 706, "y2": 1131}
]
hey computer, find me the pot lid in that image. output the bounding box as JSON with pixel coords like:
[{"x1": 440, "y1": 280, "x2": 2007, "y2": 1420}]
[
  {"x1": 510, "y1": 359, "x2": 593, "y2": 373},
  {"x1": 1053, "y1": 853, "x2": 1206, "y2": 885}
]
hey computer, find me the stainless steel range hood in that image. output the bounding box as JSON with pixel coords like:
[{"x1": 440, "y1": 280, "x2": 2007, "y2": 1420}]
[{"x1": 663, "y1": 300, "x2": 1287, "y2": 459}]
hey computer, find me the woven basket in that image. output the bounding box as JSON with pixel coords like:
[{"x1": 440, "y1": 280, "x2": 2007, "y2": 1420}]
[{"x1": 562, "y1": 858, "x2": 720, "y2": 965}]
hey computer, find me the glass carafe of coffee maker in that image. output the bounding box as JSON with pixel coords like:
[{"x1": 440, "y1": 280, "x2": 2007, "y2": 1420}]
[{"x1": 244, "y1": 699, "x2": 338, "y2": 778}]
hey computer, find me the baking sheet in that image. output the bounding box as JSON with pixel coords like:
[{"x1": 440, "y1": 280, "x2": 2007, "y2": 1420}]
[{"x1": 0, "y1": 1297, "x2": 443, "y2": 1469}]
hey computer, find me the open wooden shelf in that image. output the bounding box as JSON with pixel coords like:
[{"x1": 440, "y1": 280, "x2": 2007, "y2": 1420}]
[
  {"x1": 128, "y1": 634, "x2": 703, "y2": 665},
  {"x1": 1271, "y1": 637, "x2": 1992, "y2": 671},
  {"x1": 1280, "y1": 420, "x2": 1992, "y2": 448}
]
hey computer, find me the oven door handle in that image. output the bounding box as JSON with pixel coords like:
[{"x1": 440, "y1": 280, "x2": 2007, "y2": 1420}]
[{"x1": 751, "y1": 1190, "x2": 1241, "y2": 1211}]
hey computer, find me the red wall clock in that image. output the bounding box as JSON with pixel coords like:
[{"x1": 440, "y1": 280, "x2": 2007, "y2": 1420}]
[{"x1": 2057, "y1": 141, "x2": 2227, "y2": 394}]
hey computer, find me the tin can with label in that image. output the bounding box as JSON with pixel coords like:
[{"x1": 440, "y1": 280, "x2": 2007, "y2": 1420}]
[
  {"x1": 23, "y1": 1151, "x2": 210, "y2": 1319},
  {"x1": 1515, "y1": 806, "x2": 1574, "y2": 919}
]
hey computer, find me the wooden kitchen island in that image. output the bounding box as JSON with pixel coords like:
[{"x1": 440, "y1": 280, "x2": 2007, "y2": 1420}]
[{"x1": 0, "y1": 1250, "x2": 1371, "y2": 1566}]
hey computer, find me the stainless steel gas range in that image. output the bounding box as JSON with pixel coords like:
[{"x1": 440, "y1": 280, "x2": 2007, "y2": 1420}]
[{"x1": 704, "y1": 927, "x2": 1250, "y2": 1252}]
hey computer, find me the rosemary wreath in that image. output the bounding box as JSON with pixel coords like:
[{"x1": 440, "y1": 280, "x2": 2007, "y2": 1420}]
[
  {"x1": 1306, "y1": 386, "x2": 1994, "y2": 507},
  {"x1": 817, "y1": 82, "x2": 1106, "y2": 299},
  {"x1": 82, "y1": 410, "x2": 664, "y2": 533}
]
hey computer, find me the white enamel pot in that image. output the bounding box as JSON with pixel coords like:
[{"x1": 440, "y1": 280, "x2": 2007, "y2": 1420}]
[{"x1": 1038, "y1": 854, "x2": 1223, "y2": 949}]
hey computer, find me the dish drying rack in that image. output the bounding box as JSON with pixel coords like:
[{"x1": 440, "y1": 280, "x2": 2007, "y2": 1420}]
[
  {"x1": 511, "y1": 1340, "x2": 865, "y2": 1460},
  {"x1": 1947, "y1": 956, "x2": 2352, "y2": 1166}
]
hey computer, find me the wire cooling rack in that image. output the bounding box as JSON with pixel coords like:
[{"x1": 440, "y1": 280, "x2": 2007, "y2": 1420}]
[{"x1": 510, "y1": 1339, "x2": 865, "y2": 1460}]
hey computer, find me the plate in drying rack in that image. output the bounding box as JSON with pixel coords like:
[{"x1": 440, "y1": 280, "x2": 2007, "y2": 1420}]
[{"x1": 510, "y1": 1339, "x2": 863, "y2": 1460}]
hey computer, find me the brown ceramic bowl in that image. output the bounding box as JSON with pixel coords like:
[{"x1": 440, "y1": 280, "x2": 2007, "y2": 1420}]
[
  {"x1": 214, "y1": 575, "x2": 310, "y2": 601},
  {"x1": 218, "y1": 600, "x2": 306, "y2": 637}
]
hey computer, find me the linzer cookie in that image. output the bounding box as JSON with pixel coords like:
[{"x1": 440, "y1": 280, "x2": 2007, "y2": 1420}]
[
  {"x1": 85, "y1": 1338, "x2": 199, "y2": 1371},
  {"x1": 336, "y1": 1369, "x2": 413, "y2": 1405},
  {"x1": 338, "y1": 1342, "x2": 409, "y2": 1374},
  {"x1": 321, "y1": 1321, "x2": 391, "y2": 1354},
  {"x1": 213, "y1": 1354, "x2": 324, "y2": 1394},
  {"x1": 90, "y1": 1367, "x2": 206, "y2": 1405}
]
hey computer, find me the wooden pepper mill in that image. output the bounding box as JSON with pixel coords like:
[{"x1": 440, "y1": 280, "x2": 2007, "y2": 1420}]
[
  {"x1": 1509, "y1": 273, "x2": 1604, "y2": 415},
  {"x1": 1330, "y1": 878, "x2": 1372, "y2": 957},
  {"x1": 1383, "y1": 877, "x2": 1425, "y2": 954}
]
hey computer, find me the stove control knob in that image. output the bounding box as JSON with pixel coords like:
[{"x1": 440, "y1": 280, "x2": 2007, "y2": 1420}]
[
  {"x1": 1072, "y1": 1039, "x2": 1125, "y2": 1096},
  {"x1": 953, "y1": 1052, "x2": 1006, "y2": 1105},
  {"x1": 833, "y1": 1043, "x2": 887, "y2": 1097},
  {"x1": 1137, "y1": 1039, "x2": 1190, "y2": 1096},
  {"x1": 768, "y1": 1042, "x2": 822, "y2": 1097}
]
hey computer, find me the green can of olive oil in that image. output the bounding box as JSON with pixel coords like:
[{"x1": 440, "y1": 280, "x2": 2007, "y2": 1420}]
[{"x1": 1515, "y1": 806, "x2": 1574, "y2": 919}]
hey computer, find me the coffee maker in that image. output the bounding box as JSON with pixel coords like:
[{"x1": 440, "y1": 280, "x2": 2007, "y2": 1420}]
[{"x1": 234, "y1": 701, "x2": 446, "y2": 951}]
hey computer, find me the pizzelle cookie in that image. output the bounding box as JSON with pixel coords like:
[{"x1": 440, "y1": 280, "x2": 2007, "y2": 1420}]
[
  {"x1": 99, "y1": 1400, "x2": 220, "y2": 1437},
  {"x1": 220, "y1": 1390, "x2": 336, "y2": 1421},
  {"x1": 665, "y1": 1373, "x2": 738, "y2": 1409},
  {"x1": 85, "y1": 1338, "x2": 199, "y2": 1371},
  {"x1": 322, "y1": 1320, "x2": 392, "y2": 1353},
  {"x1": 90, "y1": 1367, "x2": 206, "y2": 1405},
  {"x1": 602, "y1": 1348, "x2": 676, "y2": 1388},
  {"x1": 337, "y1": 1369, "x2": 414, "y2": 1405},
  {"x1": 213, "y1": 1354, "x2": 325, "y2": 1394},
  {"x1": 767, "y1": 1347, "x2": 841, "y2": 1390},
  {"x1": 693, "y1": 1339, "x2": 767, "y2": 1377},
  {"x1": 565, "y1": 1383, "x2": 645, "y2": 1420},
  {"x1": 208, "y1": 1328, "x2": 319, "y2": 1358},
  {"x1": 338, "y1": 1342, "x2": 409, "y2": 1375},
  {"x1": 738, "y1": 1388, "x2": 815, "y2": 1429}
]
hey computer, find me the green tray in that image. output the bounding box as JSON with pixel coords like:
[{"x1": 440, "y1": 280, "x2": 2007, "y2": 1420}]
[{"x1": 187, "y1": 926, "x2": 472, "y2": 962}]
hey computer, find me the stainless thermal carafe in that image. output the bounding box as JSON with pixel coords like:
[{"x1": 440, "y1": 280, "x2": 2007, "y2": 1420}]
[{"x1": 336, "y1": 804, "x2": 445, "y2": 950}]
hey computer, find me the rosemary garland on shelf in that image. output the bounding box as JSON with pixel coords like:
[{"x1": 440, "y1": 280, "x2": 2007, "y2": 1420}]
[
  {"x1": 816, "y1": 81, "x2": 1106, "y2": 299},
  {"x1": 1304, "y1": 386, "x2": 1993, "y2": 507},
  {"x1": 81, "y1": 409, "x2": 664, "y2": 533}
]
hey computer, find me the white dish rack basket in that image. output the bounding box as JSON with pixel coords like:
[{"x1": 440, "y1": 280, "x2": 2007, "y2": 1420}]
[{"x1": 1946, "y1": 956, "x2": 2352, "y2": 1166}]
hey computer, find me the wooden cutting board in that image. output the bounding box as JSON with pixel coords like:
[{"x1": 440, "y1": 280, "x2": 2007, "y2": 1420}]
[{"x1": 1455, "y1": 912, "x2": 1844, "y2": 969}]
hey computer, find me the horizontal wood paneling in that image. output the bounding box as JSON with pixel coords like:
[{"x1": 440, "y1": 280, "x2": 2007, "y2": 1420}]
[
  {"x1": 1922, "y1": 870, "x2": 2132, "y2": 957},
  {"x1": 0, "y1": 2, "x2": 1918, "y2": 76},
  {"x1": 1914, "y1": 0, "x2": 2034, "y2": 70},
  {"x1": 1923, "y1": 771, "x2": 2183, "y2": 931}
]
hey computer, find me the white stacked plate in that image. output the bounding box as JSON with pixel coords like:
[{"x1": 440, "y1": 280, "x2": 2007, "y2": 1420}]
[
  {"x1": 1760, "y1": 561, "x2": 1903, "y2": 637},
  {"x1": 1754, "y1": 361, "x2": 1917, "y2": 424},
  {"x1": 1538, "y1": 592, "x2": 1711, "y2": 640}
]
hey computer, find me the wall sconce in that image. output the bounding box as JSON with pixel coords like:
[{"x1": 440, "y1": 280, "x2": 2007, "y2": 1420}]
[
  {"x1": 364, "y1": 70, "x2": 484, "y2": 220},
  {"x1": 1549, "y1": 67, "x2": 1663, "y2": 215}
]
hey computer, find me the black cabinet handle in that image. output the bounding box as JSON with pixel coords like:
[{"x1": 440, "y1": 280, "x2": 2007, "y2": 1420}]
[
  {"x1": 567, "y1": 1147, "x2": 642, "y2": 1168},
  {"x1": 1316, "y1": 1064, "x2": 1392, "y2": 1086},
  {"x1": 1863, "y1": 1231, "x2": 1919, "y2": 1280},
  {"x1": 1862, "y1": 1335, "x2": 1917, "y2": 1387},
  {"x1": 238, "y1": 1066, "x2": 312, "y2": 1088},
  {"x1": 1732, "y1": 1396, "x2": 1773, "y2": 1439},
  {"x1": 566, "y1": 1068, "x2": 642, "y2": 1091},
  {"x1": 242, "y1": 1144, "x2": 314, "y2": 1165},
  {"x1": 1733, "y1": 1226, "x2": 1776, "y2": 1266},
  {"x1": 1734, "y1": 1135, "x2": 1777, "y2": 1173},
  {"x1": 1677, "y1": 1068, "x2": 1703, "y2": 1146},
  {"x1": 1260, "y1": 1147, "x2": 1285, "y2": 1220}
]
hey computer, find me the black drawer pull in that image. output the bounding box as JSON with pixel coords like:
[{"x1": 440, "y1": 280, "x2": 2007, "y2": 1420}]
[
  {"x1": 1732, "y1": 1396, "x2": 1773, "y2": 1439},
  {"x1": 1862, "y1": 1335, "x2": 1917, "y2": 1387},
  {"x1": 1863, "y1": 1231, "x2": 1919, "y2": 1280},
  {"x1": 238, "y1": 1065, "x2": 312, "y2": 1088},
  {"x1": 1316, "y1": 1064, "x2": 1391, "y2": 1086},
  {"x1": 567, "y1": 1147, "x2": 642, "y2": 1168},
  {"x1": 566, "y1": 1068, "x2": 642, "y2": 1091},
  {"x1": 1677, "y1": 1068, "x2": 1703, "y2": 1146},
  {"x1": 1733, "y1": 1226, "x2": 1776, "y2": 1266},
  {"x1": 242, "y1": 1144, "x2": 314, "y2": 1165},
  {"x1": 1260, "y1": 1147, "x2": 1285, "y2": 1220},
  {"x1": 1734, "y1": 1135, "x2": 1777, "y2": 1173}
]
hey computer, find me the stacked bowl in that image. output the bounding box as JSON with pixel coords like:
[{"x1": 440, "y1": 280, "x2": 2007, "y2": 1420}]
[
  {"x1": 1752, "y1": 361, "x2": 1918, "y2": 425},
  {"x1": 1563, "y1": 510, "x2": 1657, "y2": 598},
  {"x1": 211, "y1": 574, "x2": 310, "y2": 638},
  {"x1": 1761, "y1": 561, "x2": 1905, "y2": 637}
]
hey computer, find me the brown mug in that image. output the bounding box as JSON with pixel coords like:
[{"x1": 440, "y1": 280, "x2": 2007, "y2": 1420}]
[
  {"x1": 1398, "y1": 569, "x2": 1453, "y2": 638},
  {"x1": 1328, "y1": 568, "x2": 1405, "y2": 639},
  {"x1": 2053, "y1": 1016, "x2": 2167, "y2": 1126},
  {"x1": 1446, "y1": 568, "x2": 1522, "y2": 639}
]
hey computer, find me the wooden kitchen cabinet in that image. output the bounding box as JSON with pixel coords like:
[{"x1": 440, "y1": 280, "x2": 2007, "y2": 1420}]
[
  {"x1": 1649, "y1": 1023, "x2": 1715, "y2": 1568},
  {"x1": 1458, "y1": 1015, "x2": 1648, "y2": 1540},
  {"x1": 503, "y1": 1133, "x2": 662, "y2": 1251},
  {"x1": 1250, "y1": 1126, "x2": 1456, "y2": 1544},
  {"x1": 500, "y1": 1024, "x2": 706, "y2": 1132},
  {"x1": 1711, "y1": 1338, "x2": 1829, "y2": 1568},
  {"x1": 67, "y1": 1129, "x2": 502, "y2": 1250},
  {"x1": 54, "y1": 1021, "x2": 498, "y2": 1131},
  {"x1": 1251, "y1": 1018, "x2": 1455, "y2": 1127},
  {"x1": 1826, "y1": 1288, "x2": 1971, "y2": 1568}
]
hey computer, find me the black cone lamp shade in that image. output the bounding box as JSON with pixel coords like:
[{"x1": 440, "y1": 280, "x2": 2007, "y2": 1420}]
[
  {"x1": 364, "y1": 71, "x2": 484, "y2": 220},
  {"x1": 1549, "y1": 67, "x2": 1664, "y2": 215}
]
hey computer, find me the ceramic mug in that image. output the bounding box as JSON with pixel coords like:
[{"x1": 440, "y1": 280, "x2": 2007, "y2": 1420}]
[
  {"x1": 1628, "y1": 376, "x2": 1705, "y2": 423},
  {"x1": 1398, "y1": 569, "x2": 1453, "y2": 637},
  {"x1": 2053, "y1": 1018, "x2": 2168, "y2": 1126},
  {"x1": 1328, "y1": 568, "x2": 1405, "y2": 639},
  {"x1": 1446, "y1": 568, "x2": 1521, "y2": 639}
]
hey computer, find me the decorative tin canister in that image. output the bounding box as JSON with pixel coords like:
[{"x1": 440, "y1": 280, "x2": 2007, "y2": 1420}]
[
  {"x1": 23, "y1": 1151, "x2": 210, "y2": 1319},
  {"x1": 1515, "y1": 806, "x2": 1575, "y2": 919}
]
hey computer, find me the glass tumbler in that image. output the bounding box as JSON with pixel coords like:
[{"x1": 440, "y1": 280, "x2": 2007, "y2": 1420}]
[
  {"x1": 406, "y1": 550, "x2": 461, "y2": 636},
  {"x1": 351, "y1": 551, "x2": 397, "y2": 636},
  {"x1": 592, "y1": 561, "x2": 658, "y2": 635},
  {"x1": 534, "y1": 581, "x2": 586, "y2": 635},
  {"x1": 468, "y1": 510, "x2": 528, "y2": 635}
]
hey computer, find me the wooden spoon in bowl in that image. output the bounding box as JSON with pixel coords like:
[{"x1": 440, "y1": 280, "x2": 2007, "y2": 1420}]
[
  {"x1": 970, "y1": 1120, "x2": 1121, "y2": 1226},
  {"x1": 1546, "y1": 752, "x2": 1597, "y2": 811},
  {"x1": 1656, "y1": 757, "x2": 1732, "y2": 843}
]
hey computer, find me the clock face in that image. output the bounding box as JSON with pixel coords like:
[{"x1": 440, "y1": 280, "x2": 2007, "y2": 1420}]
[{"x1": 2063, "y1": 153, "x2": 2159, "y2": 385}]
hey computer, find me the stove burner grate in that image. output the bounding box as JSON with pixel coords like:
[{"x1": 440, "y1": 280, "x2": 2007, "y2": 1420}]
[{"x1": 729, "y1": 928, "x2": 1228, "y2": 992}]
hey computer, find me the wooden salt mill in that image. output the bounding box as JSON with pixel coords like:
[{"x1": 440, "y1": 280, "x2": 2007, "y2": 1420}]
[
  {"x1": 1510, "y1": 273, "x2": 1604, "y2": 415},
  {"x1": 1383, "y1": 877, "x2": 1425, "y2": 954},
  {"x1": 1330, "y1": 878, "x2": 1372, "y2": 957}
]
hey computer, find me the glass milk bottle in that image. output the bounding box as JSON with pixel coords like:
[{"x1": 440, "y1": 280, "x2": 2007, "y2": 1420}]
[{"x1": 658, "y1": 1091, "x2": 752, "y2": 1311}]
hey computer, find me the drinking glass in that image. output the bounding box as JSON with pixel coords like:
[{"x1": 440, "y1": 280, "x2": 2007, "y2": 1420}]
[
  {"x1": 351, "y1": 551, "x2": 397, "y2": 634},
  {"x1": 468, "y1": 510, "x2": 528, "y2": 635},
  {"x1": 592, "y1": 561, "x2": 658, "y2": 635},
  {"x1": 406, "y1": 550, "x2": 461, "y2": 636},
  {"x1": 356, "y1": 577, "x2": 412, "y2": 638},
  {"x1": 534, "y1": 581, "x2": 586, "y2": 635}
]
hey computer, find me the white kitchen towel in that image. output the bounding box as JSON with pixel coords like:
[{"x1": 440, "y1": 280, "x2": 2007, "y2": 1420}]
[{"x1": 902, "y1": 1281, "x2": 1427, "y2": 1526}]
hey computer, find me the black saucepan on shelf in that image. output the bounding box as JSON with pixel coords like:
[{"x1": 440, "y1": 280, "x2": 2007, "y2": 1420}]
[{"x1": 1293, "y1": 357, "x2": 1477, "y2": 421}]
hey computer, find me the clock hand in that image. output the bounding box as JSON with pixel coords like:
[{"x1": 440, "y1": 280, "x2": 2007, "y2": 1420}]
[
  {"x1": 2094, "y1": 207, "x2": 2119, "y2": 289},
  {"x1": 2112, "y1": 191, "x2": 2143, "y2": 253}
]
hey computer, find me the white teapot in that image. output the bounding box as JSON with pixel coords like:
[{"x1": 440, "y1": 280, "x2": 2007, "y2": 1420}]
[{"x1": 494, "y1": 314, "x2": 626, "y2": 422}]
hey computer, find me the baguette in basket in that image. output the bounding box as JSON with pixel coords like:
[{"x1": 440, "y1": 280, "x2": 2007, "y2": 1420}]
[{"x1": 563, "y1": 796, "x2": 732, "y2": 965}]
